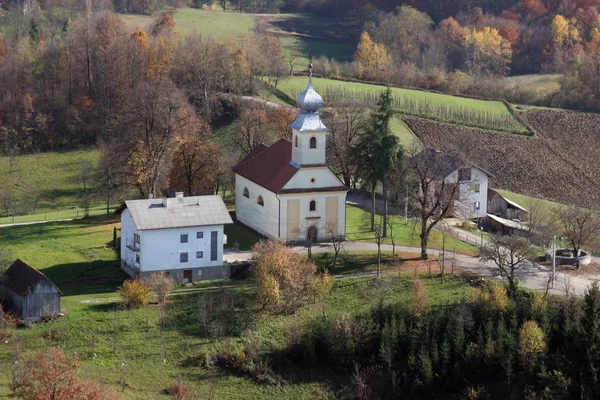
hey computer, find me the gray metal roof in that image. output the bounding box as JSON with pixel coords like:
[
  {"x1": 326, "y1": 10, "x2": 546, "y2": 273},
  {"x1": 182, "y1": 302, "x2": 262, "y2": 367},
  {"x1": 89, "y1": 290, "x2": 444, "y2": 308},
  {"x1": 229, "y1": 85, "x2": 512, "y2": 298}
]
[
  {"x1": 125, "y1": 195, "x2": 233, "y2": 231},
  {"x1": 290, "y1": 112, "x2": 328, "y2": 132},
  {"x1": 296, "y1": 75, "x2": 324, "y2": 112}
]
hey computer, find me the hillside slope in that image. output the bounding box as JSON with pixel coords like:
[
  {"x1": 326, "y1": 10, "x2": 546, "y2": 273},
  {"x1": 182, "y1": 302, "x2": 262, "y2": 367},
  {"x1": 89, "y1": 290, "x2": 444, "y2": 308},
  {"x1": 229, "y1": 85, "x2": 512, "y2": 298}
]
[{"x1": 404, "y1": 115, "x2": 600, "y2": 210}]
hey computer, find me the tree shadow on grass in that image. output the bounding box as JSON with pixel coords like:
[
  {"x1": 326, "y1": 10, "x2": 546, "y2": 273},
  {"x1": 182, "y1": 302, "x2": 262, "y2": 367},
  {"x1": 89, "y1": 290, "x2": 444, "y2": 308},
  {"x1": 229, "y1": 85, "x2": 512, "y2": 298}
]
[{"x1": 41, "y1": 260, "x2": 125, "y2": 296}]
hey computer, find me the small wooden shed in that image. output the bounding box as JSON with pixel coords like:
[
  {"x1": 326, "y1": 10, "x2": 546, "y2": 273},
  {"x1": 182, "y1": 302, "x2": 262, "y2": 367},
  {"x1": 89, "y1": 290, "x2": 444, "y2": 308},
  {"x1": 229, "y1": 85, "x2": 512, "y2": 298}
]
[{"x1": 0, "y1": 259, "x2": 62, "y2": 322}]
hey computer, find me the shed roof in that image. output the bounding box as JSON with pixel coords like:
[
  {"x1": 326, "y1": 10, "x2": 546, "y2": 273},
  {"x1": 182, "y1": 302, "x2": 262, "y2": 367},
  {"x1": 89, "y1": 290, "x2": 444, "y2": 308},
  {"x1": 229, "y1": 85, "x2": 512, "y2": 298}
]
[
  {"x1": 125, "y1": 195, "x2": 233, "y2": 231},
  {"x1": 232, "y1": 138, "x2": 299, "y2": 193},
  {"x1": 487, "y1": 214, "x2": 526, "y2": 230},
  {"x1": 488, "y1": 188, "x2": 529, "y2": 213},
  {"x1": 1, "y1": 259, "x2": 62, "y2": 296}
]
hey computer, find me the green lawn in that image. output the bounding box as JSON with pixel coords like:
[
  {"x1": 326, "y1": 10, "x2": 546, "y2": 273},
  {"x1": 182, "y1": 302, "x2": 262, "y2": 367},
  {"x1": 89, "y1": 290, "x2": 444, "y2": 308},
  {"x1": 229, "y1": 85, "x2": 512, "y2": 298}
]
[
  {"x1": 345, "y1": 205, "x2": 479, "y2": 256},
  {"x1": 0, "y1": 216, "x2": 122, "y2": 296},
  {"x1": 494, "y1": 188, "x2": 563, "y2": 214},
  {"x1": 390, "y1": 117, "x2": 419, "y2": 149},
  {"x1": 272, "y1": 76, "x2": 527, "y2": 132},
  {"x1": 121, "y1": 8, "x2": 256, "y2": 38},
  {"x1": 0, "y1": 149, "x2": 101, "y2": 214}
]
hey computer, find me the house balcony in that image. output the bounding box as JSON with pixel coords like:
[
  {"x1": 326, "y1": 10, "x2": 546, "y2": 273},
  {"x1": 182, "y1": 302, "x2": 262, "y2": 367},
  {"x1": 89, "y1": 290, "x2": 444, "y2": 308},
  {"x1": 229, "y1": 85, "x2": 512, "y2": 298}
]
[{"x1": 126, "y1": 239, "x2": 140, "y2": 252}]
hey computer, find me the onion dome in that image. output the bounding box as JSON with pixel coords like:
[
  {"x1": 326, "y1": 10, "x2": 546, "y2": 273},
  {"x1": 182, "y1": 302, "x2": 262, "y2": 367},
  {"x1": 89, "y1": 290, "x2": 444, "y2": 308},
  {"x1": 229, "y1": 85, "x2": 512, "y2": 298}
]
[{"x1": 296, "y1": 64, "x2": 323, "y2": 112}]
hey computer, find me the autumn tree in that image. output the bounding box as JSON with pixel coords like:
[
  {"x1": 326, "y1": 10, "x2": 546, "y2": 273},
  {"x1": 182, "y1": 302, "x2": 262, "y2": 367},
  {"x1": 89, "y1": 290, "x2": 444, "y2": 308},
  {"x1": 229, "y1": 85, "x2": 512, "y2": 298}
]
[
  {"x1": 145, "y1": 271, "x2": 175, "y2": 305},
  {"x1": 464, "y1": 26, "x2": 513, "y2": 75},
  {"x1": 578, "y1": 282, "x2": 600, "y2": 399},
  {"x1": 552, "y1": 205, "x2": 600, "y2": 268},
  {"x1": 110, "y1": 77, "x2": 197, "y2": 198},
  {"x1": 354, "y1": 31, "x2": 391, "y2": 81},
  {"x1": 10, "y1": 347, "x2": 119, "y2": 400},
  {"x1": 233, "y1": 107, "x2": 270, "y2": 156},
  {"x1": 168, "y1": 122, "x2": 222, "y2": 196},
  {"x1": 267, "y1": 106, "x2": 298, "y2": 140},
  {"x1": 251, "y1": 240, "x2": 332, "y2": 313},
  {"x1": 480, "y1": 234, "x2": 534, "y2": 297}
]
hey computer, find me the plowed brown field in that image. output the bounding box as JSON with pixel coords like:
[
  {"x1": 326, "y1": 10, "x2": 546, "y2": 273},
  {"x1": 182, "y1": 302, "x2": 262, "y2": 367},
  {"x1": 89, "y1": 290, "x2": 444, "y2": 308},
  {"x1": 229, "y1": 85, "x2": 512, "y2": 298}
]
[{"x1": 404, "y1": 110, "x2": 600, "y2": 209}]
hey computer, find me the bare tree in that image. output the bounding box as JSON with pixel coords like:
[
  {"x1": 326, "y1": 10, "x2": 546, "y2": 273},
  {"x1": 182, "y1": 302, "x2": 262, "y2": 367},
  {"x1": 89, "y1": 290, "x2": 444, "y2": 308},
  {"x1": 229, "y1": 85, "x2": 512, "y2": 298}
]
[
  {"x1": 480, "y1": 234, "x2": 534, "y2": 297},
  {"x1": 526, "y1": 197, "x2": 551, "y2": 246},
  {"x1": 296, "y1": 224, "x2": 318, "y2": 259},
  {"x1": 325, "y1": 220, "x2": 344, "y2": 270},
  {"x1": 552, "y1": 205, "x2": 600, "y2": 268},
  {"x1": 408, "y1": 147, "x2": 464, "y2": 260},
  {"x1": 232, "y1": 107, "x2": 271, "y2": 156},
  {"x1": 145, "y1": 272, "x2": 175, "y2": 305},
  {"x1": 324, "y1": 107, "x2": 366, "y2": 188}
]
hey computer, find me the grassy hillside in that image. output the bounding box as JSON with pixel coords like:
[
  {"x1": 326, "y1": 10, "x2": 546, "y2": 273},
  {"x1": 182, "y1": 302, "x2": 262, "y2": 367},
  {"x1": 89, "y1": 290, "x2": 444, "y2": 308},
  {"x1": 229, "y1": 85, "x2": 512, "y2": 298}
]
[
  {"x1": 273, "y1": 76, "x2": 528, "y2": 133},
  {"x1": 0, "y1": 149, "x2": 101, "y2": 215}
]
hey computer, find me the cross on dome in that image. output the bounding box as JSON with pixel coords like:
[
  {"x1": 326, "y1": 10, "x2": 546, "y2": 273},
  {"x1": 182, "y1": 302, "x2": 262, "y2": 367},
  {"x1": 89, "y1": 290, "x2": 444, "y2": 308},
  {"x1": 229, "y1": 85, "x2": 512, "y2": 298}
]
[{"x1": 296, "y1": 63, "x2": 323, "y2": 113}]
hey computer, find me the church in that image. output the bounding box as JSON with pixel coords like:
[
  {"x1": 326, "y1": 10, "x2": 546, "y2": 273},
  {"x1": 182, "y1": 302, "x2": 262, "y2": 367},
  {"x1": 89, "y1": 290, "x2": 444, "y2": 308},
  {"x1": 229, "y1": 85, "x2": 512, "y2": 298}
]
[{"x1": 233, "y1": 70, "x2": 348, "y2": 242}]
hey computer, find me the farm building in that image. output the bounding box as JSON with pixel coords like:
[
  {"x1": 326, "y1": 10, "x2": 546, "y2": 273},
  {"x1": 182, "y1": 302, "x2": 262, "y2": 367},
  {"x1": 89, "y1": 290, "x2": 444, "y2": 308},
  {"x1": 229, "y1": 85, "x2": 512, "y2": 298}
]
[
  {"x1": 0, "y1": 259, "x2": 62, "y2": 322},
  {"x1": 487, "y1": 188, "x2": 529, "y2": 221},
  {"x1": 119, "y1": 194, "x2": 233, "y2": 283}
]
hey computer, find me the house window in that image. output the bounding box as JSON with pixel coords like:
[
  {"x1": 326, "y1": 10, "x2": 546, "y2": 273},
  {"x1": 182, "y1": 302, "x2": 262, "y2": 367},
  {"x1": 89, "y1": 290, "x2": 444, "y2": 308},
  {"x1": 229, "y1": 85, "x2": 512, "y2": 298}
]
[
  {"x1": 295, "y1": 135, "x2": 298, "y2": 147},
  {"x1": 470, "y1": 183, "x2": 480, "y2": 193},
  {"x1": 196, "y1": 231, "x2": 204, "y2": 239},
  {"x1": 134, "y1": 233, "x2": 140, "y2": 243},
  {"x1": 135, "y1": 253, "x2": 140, "y2": 264},
  {"x1": 196, "y1": 251, "x2": 203, "y2": 259},
  {"x1": 210, "y1": 231, "x2": 218, "y2": 261},
  {"x1": 310, "y1": 136, "x2": 317, "y2": 149},
  {"x1": 180, "y1": 252, "x2": 188, "y2": 263},
  {"x1": 474, "y1": 201, "x2": 480, "y2": 210},
  {"x1": 180, "y1": 234, "x2": 188, "y2": 243},
  {"x1": 243, "y1": 187, "x2": 249, "y2": 198},
  {"x1": 257, "y1": 196, "x2": 264, "y2": 206},
  {"x1": 309, "y1": 200, "x2": 316, "y2": 211},
  {"x1": 458, "y1": 168, "x2": 472, "y2": 182}
]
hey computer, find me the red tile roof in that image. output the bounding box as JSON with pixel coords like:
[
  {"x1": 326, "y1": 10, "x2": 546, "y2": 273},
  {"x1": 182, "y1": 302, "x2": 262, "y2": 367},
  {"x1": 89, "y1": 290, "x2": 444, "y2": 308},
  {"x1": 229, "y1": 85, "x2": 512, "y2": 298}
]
[
  {"x1": 233, "y1": 139, "x2": 299, "y2": 193},
  {"x1": 1, "y1": 259, "x2": 62, "y2": 296}
]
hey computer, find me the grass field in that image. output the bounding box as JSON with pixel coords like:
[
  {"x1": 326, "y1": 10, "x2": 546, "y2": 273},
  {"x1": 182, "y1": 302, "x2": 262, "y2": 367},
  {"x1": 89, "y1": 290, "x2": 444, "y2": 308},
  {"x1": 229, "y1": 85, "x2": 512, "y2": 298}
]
[
  {"x1": 390, "y1": 117, "x2": 419, "y2": 149},
  {"x1": 0, "y1": 149, "x2": 101, "y2": 214},
  {"x1": 345, "y1": 205, "x2": 479, "y2": 256},
  {"x1": 495, "y1": 188, "x2": 563, "y2": 214},
  {"x1": 273, "y1": 76, "x2": 527, "y2": 132}
]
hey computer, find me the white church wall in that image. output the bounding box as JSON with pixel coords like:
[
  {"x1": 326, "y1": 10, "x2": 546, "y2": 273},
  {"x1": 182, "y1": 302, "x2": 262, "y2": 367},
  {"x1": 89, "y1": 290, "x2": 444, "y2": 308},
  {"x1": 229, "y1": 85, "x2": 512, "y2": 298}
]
[
  {"x1": 235, "y1": 175, "x2": 280, "y2": 239},
  {"x1": 279, "y1": 192, "x2": 346, "y2": 241},
  {"x1": 291, "y1": 128, "x2": 327, "y2": 165},
  {"x1": 283, "y1": 167, "x2": 342, "y2": 190}
]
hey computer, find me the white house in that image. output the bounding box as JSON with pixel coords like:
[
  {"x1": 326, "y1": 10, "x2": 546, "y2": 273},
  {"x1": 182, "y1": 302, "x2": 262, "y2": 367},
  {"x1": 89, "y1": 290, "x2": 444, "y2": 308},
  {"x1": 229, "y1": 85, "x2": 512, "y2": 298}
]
[
  {"x1": 414, "y1": 149, "x2": 491, "y2": 222},
  {"x1": 233, "y1": 71, "x2": 348, "y2": 242},
  {"x1": 120, "y1": 194, "x2": 233, "y2": 283}
]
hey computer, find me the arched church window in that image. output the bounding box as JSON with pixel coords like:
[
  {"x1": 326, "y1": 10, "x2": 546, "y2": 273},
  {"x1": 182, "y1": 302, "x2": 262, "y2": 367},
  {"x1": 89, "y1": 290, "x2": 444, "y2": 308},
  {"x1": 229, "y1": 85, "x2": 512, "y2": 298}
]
[
  {"x1": 309, "y1": 200, "x2": 316, "y2": 211},
  {"x1": 295, "y1": 135, "x2": 299, "y2": 148},
  {"x1": 243, "y1": 188, "x2": 249, "y2": 198},
  {"x1": 257, "y1": 196, "x2": 264, "y2": 206},
  {"x1": 310, "y1": 137, "x2": 317, "y2": 149}
]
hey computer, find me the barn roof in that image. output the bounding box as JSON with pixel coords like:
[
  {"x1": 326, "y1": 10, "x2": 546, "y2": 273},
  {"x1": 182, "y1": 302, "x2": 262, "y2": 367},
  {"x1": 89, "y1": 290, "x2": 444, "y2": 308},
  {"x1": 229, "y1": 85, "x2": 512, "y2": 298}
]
[
  {"x1": 125, "y1": 195, "x2": 233, "y2": 231},
  {"x1": 1, "y1": 259, "x2": 62, "y2": 296},
  {"x1": 488, "y1": 188, "x2": 529, "y2": 213},
  {"x1": 232, "y1": 138, "x2": 299, "y2": 193}
]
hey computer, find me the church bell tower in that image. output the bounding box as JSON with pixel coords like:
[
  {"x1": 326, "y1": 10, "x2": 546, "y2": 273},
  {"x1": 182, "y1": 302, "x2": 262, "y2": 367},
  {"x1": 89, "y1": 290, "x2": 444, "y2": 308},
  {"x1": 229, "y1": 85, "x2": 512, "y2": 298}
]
[{"x1": 290, "y1": 65, "x2": 328, "y2": 166}]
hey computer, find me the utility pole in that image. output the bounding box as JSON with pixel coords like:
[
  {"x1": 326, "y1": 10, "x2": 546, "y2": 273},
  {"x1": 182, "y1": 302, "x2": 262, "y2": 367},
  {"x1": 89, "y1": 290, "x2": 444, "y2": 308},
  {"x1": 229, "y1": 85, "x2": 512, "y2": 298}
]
[
  {"x1": 404, "y1": 186, "x2": 409, "y2": 225},
  {"x1": 552, "y1": 235, "x2": 556, "y2": 289}
]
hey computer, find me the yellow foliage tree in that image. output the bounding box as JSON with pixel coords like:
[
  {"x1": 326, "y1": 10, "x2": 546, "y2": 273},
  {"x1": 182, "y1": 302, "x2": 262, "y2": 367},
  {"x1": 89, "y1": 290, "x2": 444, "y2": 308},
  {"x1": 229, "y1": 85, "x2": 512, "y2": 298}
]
[
  {"x1": 118, "y1": 279, "x2": 151, "y2": 309},
  {"x1": 354, "y1": 31, "x2": 390, "y2": 80},
  {"x1": 252, "y1": 240, "x2": 332, "y2": 313},
  {"x1": 552, "y1": 15, "x2": 581, "y2": 48},
  {"x1": 518, "y1": 320, "x2": 545, "y2": 371},
  {"x1": 464, "y1": 27, "x2": 513, "y2": 75}
]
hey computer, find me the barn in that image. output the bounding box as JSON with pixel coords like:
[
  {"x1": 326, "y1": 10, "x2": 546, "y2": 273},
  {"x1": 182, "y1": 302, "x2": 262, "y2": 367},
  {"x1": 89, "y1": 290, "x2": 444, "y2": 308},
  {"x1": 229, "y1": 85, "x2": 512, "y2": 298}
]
[{"x1": 0, "y1": 259, "x2": 62, "y2": 322}]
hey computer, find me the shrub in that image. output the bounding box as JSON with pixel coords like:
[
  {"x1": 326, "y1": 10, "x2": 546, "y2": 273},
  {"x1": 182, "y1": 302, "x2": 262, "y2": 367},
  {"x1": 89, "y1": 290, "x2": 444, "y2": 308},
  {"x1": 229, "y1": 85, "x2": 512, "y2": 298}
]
[
  {"x1": 470, "y1": 283, "x2": 509, "y2": 314},
  {"x1": 145, "y1": 272, "x2": 175, "y2": 305},
  {"x1": 406, "y1": 277, "x2": 430, "y2": 318},
  {"x1": 118, "y1": 279, "x2": 151, "y2": 308},
  {"x1": 10, "y1": 347, "x2": 119, "y2": 400},
  {"x1": 167, "y1": 376, "x2": 196, "y2": 400},
  {"x1": 519, "y1": 320, "x2": 545, "y2": 371},
  {"x1": 252, "y1": 240, "x2": 332, "y2": 313}
]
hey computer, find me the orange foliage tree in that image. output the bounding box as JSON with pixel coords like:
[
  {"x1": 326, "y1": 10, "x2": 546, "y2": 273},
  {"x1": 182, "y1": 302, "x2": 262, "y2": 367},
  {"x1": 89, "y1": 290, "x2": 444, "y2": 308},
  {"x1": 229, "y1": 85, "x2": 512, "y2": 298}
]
[
  {"x1": 168, "y1": 122, "x2": 222, "y2": 196},
  {"x1": 233, "y1": 107, "x2": 270, "y2": 155},
  {"x1": 267, "y1": 107, "x2": 298, "y2": 140},
  {"x1": 11, "y1": 347, "x2": 119, "y2": 400}
]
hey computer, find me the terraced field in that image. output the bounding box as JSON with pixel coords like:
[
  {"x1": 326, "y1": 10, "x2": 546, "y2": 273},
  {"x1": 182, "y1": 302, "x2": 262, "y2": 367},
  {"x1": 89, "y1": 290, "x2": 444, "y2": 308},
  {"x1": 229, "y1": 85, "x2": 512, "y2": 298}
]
[
  {"x1": 404, "y1": 115, "x2": 600, "y2": 210},
  {"x1": 275, "y1": 76, "x2": 527, "y2": 133}
]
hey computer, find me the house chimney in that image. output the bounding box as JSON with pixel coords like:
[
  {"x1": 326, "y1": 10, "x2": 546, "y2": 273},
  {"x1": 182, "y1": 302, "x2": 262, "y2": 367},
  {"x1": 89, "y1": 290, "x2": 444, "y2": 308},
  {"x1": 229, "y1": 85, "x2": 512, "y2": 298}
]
[
  {"x1": 176, "y1": 192, "x2": 184, "y2": 198},
  {"x1": 148, "y1": 194, "x2": 154, "y2": 199}
]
